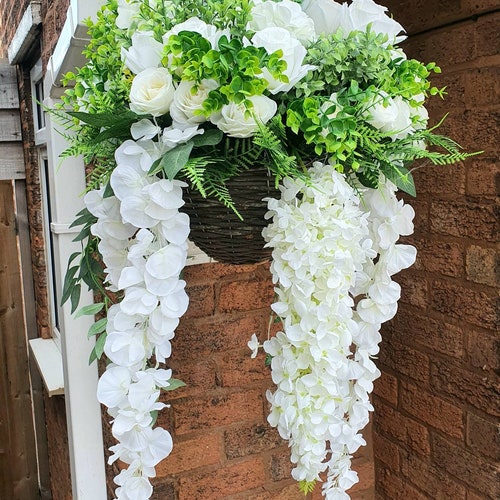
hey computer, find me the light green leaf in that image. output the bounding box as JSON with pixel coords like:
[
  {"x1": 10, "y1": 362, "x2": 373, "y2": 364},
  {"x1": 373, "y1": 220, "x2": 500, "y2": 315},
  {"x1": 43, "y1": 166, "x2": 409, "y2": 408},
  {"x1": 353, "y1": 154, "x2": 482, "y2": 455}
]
[
  {"x1": 89, "y1": 332, "x2": 107, "y2": 364},
  {"x1": 75, "y1": 302, "x2": 104, "y2": 319},
  {"x1": 163, "y1": 378, "x2": 186, "y2": 391},
  {"x1": 87, "y1": 318, "x2": 107, "y2": 338}
]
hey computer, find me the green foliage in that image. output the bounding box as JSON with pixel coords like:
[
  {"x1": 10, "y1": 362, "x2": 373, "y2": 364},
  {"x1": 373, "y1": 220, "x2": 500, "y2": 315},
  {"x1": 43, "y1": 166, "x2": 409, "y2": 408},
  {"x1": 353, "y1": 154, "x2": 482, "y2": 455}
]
[{"x1": 299, "y1": 480, "x2": 317, "y2": 494}]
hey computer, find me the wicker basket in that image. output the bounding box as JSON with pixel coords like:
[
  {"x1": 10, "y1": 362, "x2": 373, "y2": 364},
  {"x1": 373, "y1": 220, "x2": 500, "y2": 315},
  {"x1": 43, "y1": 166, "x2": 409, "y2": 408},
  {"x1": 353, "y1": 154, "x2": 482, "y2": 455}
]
[{"x1": 182, "y1": 168, "x2": 279, "y2": 264}]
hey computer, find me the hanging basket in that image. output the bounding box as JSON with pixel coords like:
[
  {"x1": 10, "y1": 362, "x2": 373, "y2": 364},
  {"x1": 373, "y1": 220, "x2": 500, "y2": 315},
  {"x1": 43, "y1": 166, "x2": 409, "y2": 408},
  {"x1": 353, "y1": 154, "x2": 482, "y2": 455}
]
[{"x1": 182, "y1": 168, "x2": 279, "y2": 265}]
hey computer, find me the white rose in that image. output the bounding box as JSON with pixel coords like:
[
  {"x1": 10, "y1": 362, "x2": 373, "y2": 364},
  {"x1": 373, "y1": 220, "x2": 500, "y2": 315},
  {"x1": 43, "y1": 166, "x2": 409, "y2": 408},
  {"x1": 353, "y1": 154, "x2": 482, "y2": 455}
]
[
  {"x1": 170, "y1": 79, "x2": 219, "y2": 125},
  {"x1": 129, "y1": 68, "x2": 175, "y2": 117},
  {"x1": 116, "y1": 0, "x2": 141, "y2": 30},
  {"x1": 364, "y1": 92, "x2": 413, "y2": 140},
  {"x1": 301, "y1": 0, "x2": 347, "y2": 36},
  {"x1": 210, "y1": 95, "x2": 277, "y2": 138},
  {"x1": 162, "y1": 17, "x2": 229, "y2": 49},
  {"x1": 121, "y1": 31, "x2": 164, "y2": 74},
  {"x1": 342, "y1": 0, "x2": 405, "y2": 41},
  {"x1": 251, "y1": 27, "x2": 316, "y2": 94},
  {"x1": 248, "y1": 0, "x2": 316, "y2": 45}
]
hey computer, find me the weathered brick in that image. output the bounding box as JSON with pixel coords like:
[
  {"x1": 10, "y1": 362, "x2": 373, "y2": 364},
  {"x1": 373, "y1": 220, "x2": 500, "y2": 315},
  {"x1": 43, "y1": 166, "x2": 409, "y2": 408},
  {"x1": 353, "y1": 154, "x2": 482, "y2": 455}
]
[
  {"x1": 466, "y1": 412, "x2": 500, "y2": 462},
  {"x1": 184, "y1": 283, "x2": 215, "y2": 318},
  {"x1": 432, "y1": 434, "x2": 500, "y2": 498},
  {"x1": 178, "y1": 456, "x2": 265, "y2": 500},
  {"x1": 430, "y1": 200, "x2": 497, "y2": 242},
  {"x1": 219, "y1": 348, "x2": 270, "y2": 387},
  {"x1": 373, "y1": 397, "x2": 431, "y2": 456},
  {"x1": 392, "y1": 311, "x2": 464, "y2": 358},
  {"x1": 218, "y1": 278, "x2": 274, "y2": 313},
  {"x1": 173, "y1": 390, "x2": 264, "y2": 435},
  {"x1": 376, "y1": 464, "x2": 427, "y2": 500},
  {"x1": 183, "y1": 261, "x2": 267, "y2": 284},
  {"x1": 150, "y1": 479, "x2": 176, "y2": 500},
  {"x1": 412, "y1": 239, "x2": 464, "y2": 278},
  {"x1": 164, "y1": 358, "x2": 217, "y2": 401},
  {"x1": 430, "y1": 360, "x2": 500, "y2": 417},
  {"x1": 475, "y1": 12, "x2": 500, "y2": 59},
  {"x1": 224, "y1": 422, "x2": 283, "y2": 460},
  {"x1": 379, "y1": 340, "x2": 430, "y2": 385},
  {"x1": 399, "y1": 451, "x2": 466, "y2": 499},
  {"x1": 172, "y1": 314, "x2": 265, "y2": 360},
  {"x1": 399, "y1": 381, "x2": 464, "y2": 438},
  {"x1": 466, "y1": 329, "x2": 500, "y2": 372},
  {"x1": 466, "y1": 245, "x2": 499, "y2": 287},
  {"x1": 249, "y1": 482, "x2": 305, "y2": 500},
  {"x1": 269, "y1": 448, "x2": 293, "y2": 482},
  {"x1": 156, "y1": 432, "x2": 221, "y2": 476},
  {"x1": 413, "y1": 161, "x2": 466, "y2": 196},
  {"x1": 373, "y1": 432, "x2": 400, "y2": 471},
  {"x1": 430, "y1": 279, "x2": 498, "y2": 330},
  {"x1": 467, "y1": 158, "x2": 500, "y2": 197},
  {"x1": 464, "y1": 66, "x2": 500, "y2": 109},
  {"x1": 397, "y1": 273, "x2": 429, "y2": 308},
  {"x1": 373, "y1": 372, "x2": 398, "y2": 406},
  {"x1": 409, "y1": 199, "x2": 429, "y2": 234},
  {"x1": 349, "y1": 458, "x2": 375, "y2": 496}
]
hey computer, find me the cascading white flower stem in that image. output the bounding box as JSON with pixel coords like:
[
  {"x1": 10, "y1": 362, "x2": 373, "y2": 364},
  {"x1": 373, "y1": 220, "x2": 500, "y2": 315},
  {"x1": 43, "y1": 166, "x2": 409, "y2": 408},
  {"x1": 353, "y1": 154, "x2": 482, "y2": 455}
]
[
  {"x1": 261, "y1": 163, "x2": 416, "y2": 499},
  {"x1": 85, "y1": 141, "x2": 191, "y2": 500}
]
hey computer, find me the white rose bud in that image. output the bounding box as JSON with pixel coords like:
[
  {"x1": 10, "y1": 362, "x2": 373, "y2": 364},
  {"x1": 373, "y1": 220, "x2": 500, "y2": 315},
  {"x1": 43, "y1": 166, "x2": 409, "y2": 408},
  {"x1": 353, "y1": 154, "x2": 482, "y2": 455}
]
[
  {"x1": 210, "y1": 95, "x2": 277, "y2": 138},
  {"x1": 343, "y1": 0, "x2": 405, "y2": 41},
  {"x1": 301, "y1": 0, "x2": 347, "y2": 36},
  {"x1": 162, "y1": 17, "x2": 229, "y2": 49},
  {"x1": 251, "y1": 27, "x2": 315, "y2": 94},
  {"x1": 116, "y1": 0, "x2": 141, "y2": 30},
  {"x1": 365, "y1": 92, "x2": 413, "y2": 140},
  {"x1": 121, "y1": 31, "x2": 164, "y2": 75},
  {"x1": 248, "y1": 0, "x2": 316, "y2": 46},
  {"x1": 129, "y1": 68, "x2": 175, "y2": 117},
  {"x1": 170, "y1": 79, "x2": 219, "y2": 125}
]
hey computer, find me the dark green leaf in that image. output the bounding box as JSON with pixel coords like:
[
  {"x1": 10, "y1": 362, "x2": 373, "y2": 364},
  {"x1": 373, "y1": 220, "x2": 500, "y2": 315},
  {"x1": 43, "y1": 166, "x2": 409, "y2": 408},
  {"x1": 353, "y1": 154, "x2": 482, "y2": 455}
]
[
  {"x1": 382, "y1": 165, "x2": 416, "y2": 197},
  {"x1": 67, "y1": 110, "x2": 139, "y2": 128},
  {"x1": 70, "y1": 284, "x2": 81, "y2": 314}
]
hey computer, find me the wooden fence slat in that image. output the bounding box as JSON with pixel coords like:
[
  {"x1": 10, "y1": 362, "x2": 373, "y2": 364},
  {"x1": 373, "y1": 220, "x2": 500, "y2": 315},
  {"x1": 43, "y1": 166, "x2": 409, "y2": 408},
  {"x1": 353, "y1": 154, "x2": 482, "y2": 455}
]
[
  {"x1": 0, "y1": 143, "x2": 25, "y2": 180},
  {"x1": 0, "y1": 109, "x2": 22, "y2": 141}
]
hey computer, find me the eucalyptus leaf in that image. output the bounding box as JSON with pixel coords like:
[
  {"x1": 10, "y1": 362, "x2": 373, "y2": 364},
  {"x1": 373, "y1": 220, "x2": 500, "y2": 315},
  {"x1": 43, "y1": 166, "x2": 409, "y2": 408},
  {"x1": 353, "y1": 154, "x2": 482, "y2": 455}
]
[
  {"x1": 192, "y1": 129, "x2": 223, "y2": 147},
  {"x1": 160, "y1": 142, "x2": 194, "y2": 180}
]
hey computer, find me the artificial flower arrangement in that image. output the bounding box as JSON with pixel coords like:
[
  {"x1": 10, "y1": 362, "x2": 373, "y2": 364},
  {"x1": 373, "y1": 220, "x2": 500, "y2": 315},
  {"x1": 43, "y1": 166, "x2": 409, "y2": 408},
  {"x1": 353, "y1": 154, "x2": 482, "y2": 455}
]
[{"x1": 56, "y1": 0, "x2": 478, "y2": 498}]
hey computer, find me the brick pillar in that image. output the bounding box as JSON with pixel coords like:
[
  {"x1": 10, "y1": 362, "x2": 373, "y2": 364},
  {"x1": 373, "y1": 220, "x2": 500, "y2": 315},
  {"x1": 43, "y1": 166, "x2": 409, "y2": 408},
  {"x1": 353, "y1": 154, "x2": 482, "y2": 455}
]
[{"x1": 372, "y1": 2, "x2": 499, "y2": 498}]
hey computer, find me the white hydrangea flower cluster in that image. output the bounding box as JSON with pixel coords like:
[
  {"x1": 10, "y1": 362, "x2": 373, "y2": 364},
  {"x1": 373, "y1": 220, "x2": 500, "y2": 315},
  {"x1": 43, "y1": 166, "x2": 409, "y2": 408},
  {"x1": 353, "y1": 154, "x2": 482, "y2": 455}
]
[
  {"x1": 261, "y1": 163, "x2": 416, "y2": 498},
  {"x1": 84, "y1": 140, "x2": 190, "y2": 500}
]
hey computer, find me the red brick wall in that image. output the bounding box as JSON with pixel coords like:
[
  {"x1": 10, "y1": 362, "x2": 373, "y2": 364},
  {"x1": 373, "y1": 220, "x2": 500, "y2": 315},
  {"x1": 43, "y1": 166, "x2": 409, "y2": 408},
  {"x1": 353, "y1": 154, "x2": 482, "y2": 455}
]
[
  {"x1": 0, "y1": 1, "x2": 69, "y2": 65},
  {"x1": 101, "y1": 261, "x2": 373, "y2": 500},
  {"x1": 373, "y1": 2, "x2": 499, "y2": 498}
]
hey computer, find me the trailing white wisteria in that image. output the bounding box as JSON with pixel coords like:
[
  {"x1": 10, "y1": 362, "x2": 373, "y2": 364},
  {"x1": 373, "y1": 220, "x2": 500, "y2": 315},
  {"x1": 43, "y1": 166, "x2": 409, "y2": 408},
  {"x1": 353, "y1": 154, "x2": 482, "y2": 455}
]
[
  {"x1": 259, "y1": 163, "x2": 416, "y2": 497},
  {"x1": 57, "y1": 0, "x2": 476, "y2": 498},
  {"x1": 85, "y1": 140, "x2": 190, "y2": 499}
]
